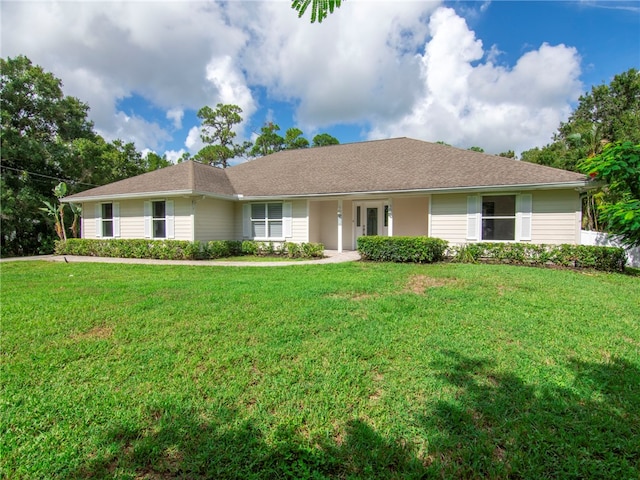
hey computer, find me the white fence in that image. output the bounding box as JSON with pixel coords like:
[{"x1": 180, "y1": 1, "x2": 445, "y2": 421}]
[{"x1": 580, "y1": 230, "x2": 640, "y2": 267}]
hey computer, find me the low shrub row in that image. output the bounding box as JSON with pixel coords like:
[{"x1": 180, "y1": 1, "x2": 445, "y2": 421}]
[
  {"x1": 356, "y1": 236, "x2": 627, "y2": 272},
  {"x1": 55, "y1": 239, "x2": 325, "y2": 260},
  {"x1": 357, "y1": 236, "x2": 449, "y2": 263},
  {"x1": 449, "y1": 242, "x2": 627, "y2": 272}
]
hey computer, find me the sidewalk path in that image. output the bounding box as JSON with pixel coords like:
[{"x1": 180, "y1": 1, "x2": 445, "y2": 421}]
[{"x1": 1, "y1": 250, "x2": 361, "y2": 267}]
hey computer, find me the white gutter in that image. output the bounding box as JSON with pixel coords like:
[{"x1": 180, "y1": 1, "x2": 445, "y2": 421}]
[{"x1": 61, "y1": 180, "x2": 591, "y2": 203}]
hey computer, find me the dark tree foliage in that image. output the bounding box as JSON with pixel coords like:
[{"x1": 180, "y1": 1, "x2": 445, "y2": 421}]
[
  {"x1": 250, "y1": 123, "x2": 285, "y2": 157},
  {"x1": 1, "y1": 56, "x2": 166, "y2": 255},
  {"x1": 284, "y1": 127, "x2": 310, "y2": 150},
  {"x1": 579, "y1": 142, "x2": 640, "y2": 247},
  {"x1": 312, "y1": 133, "x2": 340, "y2": 147},
  {"x1": 1, "y1": 55, "x2": 95, "y2": 255},
  {"x1": 197, "y1": 103, "x2": 248, "y2": 168}
]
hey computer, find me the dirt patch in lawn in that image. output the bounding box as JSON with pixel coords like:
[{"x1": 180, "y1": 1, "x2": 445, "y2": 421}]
[
  {"x1": 404, "y1": 274, "x2": 457, "y2": 294},
  {"x1": 72, "y1": 325, "x2": 113, "y2": 341},
  {"x1": 326, "y1": 292, "x2": 379, "y2": 301}
]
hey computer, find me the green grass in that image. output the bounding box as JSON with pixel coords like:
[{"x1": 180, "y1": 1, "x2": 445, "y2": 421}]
[{"x1": 1, "y1": 261, "x2": 639, "y2": 479}]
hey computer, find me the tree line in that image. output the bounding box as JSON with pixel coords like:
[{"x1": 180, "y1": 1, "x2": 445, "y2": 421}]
[{"x1": 187, "y1": 104, "x2": 339, "y2": 168}]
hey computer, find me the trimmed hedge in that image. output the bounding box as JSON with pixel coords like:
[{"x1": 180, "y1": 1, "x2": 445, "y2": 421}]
[
  {"x1": 449, "y1": 242, "x2": 627, "y2": 272},
  {"x1": 357, "y1": 236, "x2": 448, "y2": 263},
  {"x1": 55, "y1": 239, "x2": 324, "y2": 261}
]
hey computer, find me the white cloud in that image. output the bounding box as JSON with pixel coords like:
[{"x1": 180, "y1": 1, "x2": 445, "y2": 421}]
[
  {"x1": 369, "y1": 7, "x2": 582, "y2": 154},
  {"x1": 1, "y1": 1, "x2": 583, "y2": 157},
  {"x1": 1, "y1": 1, "x2": 251, "y2": 152},
  {"x1": 234, "y1": 1, "x2": 438, "y2": 129},
  {"x1": 166, "y1": 109, "x2": 184, "y2": 130},
  {"x1": 165, "y1": 149, "x2": 186, "y2": 164},
  {"x1": 185, "y1": 126, "x2": 205, "y2": 152}
]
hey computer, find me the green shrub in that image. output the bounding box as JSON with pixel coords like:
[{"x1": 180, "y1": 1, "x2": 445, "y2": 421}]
[
  {"x1": 55, "y1": 239, "x2": 324, "y2": 261},
  {"x1": 241, "y1": 240, "x2": 258, "y2": 255},
  {"x1": 357, "y1": 236, "x2": 448, "y2": 263},
  {"x1": 448, "y1": 242, "x2": 626, "y2": 272}
]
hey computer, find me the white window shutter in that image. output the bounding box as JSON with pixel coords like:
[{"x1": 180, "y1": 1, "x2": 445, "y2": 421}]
[
  {"x1": 283, "y1": 202, "x2": 292, "y2": 238},
  {"x1": 242, "y1": 204, "x2": 251, "y2": 238},
  {"x1": 95, "y1": 204, "x2": 102, "y2": 238},
  {"x1": 517, "y1": 194, "x2": 532, "y2": 241},
  {"x1": 144, "y1": 201, "x2": 151, "y2": 238},
  {"x1": 466, "y1": 196, "x2": 480, "y2": 241},
  {"x1": 166, "y1": 200, "x2": 175, "y2": 239},
  {"x1": 113, "y1": 202, "x2": 120, "y2": 238}
]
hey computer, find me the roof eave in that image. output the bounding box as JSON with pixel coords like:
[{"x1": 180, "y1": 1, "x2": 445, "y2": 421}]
[
  {"x1": 236, "y1": 181, "x2": 591, "y2": 200},
  {"x1": 61, "y1": 190, "x2": 238, "y2": 203}
]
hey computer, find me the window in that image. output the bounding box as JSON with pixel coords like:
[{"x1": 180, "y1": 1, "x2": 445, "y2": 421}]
[
  {"x1": 251, "y1": 203, "x2": 283, "y2": 238},
  {"x1": 384, "y1": 205, "x2": 389, "y2": 227},
  {"x1": 152, "y1": 201, "x2": 166, "y2": 238},
  {"x1": 144, "y1": 200, "x2": 174, "y2": 239},
  {"x1": 481, "y1": 195, "x2": 515, "y2": 240},
  {"x1": 96, "y1": 202, "x2": 119, "y2": 238},
  {"x1": 102, "y1": 203, "x2": 114, "y2": 237},
  {"x1": 356, "y1": 206, "x2": 361, "y2": 227}
]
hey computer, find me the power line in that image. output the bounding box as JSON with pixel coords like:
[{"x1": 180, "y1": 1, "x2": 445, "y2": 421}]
[{"x1": 0, "y1": 165, "x2": 100, "y2": 187}]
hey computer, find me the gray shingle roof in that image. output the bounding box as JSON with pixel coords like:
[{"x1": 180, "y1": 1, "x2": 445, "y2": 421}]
[
  {"x1": 63, "y1": 159, "x2": 236, "y2": 201},
  {"x1": 63, "y1": 137, "x2": 587, "y2": 201}
]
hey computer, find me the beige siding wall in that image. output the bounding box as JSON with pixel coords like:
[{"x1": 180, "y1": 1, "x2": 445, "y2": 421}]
[
  {"x1": 82, "y1": 202, "x2": 97, "y2": 238},
  {"x1": 119, "y1": 200, "x2": 146, "y2": 238},
  {"x1": 531, "y1": 190, "x2": 581, "y2": 244},
  {"x1": 318, "y1": 201, "x2": 338, "y2": 249},
  {"x1": 392, "y1": 196, "x2": 429, "y2": 236},
  {"x1": 233, "y1": 202, "x2": 244, "y2": 240},
  {"x1": 341, "y1": 200, "x2": 353, "y2": 249},
  {"x1": 172, "y1": 198, "x2": 192, "y2": 241},
  {"x1": 430, "y1": 190, "x2": 581, "y2": 245},
  {"x1": 308, "y1": 201, "x2": 321, "y2": 244},
  {"x1": 81, "y1": 198, "x2": 193, "y2": 240},
  {"x1": 307, "y1": 199, "x2": 352, "y2": 249},
  {"x1": 194, "y1": 197, "x2": 235, "y2": 241},
  {"x1": 430, "y1": 194, "x2": 468, "y2": 244},
  {"x1": 291, "y1": 200, "x2": 309, "y2": 243}
]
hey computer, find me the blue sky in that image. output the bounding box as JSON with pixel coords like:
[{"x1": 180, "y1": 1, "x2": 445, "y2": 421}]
[{"x1": 2, "y1": 1, "x2": 639, "y2": 161}]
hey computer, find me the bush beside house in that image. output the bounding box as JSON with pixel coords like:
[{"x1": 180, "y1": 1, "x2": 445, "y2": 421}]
[
  {"x1": 357, "y1": 236, "x2": 626, "y2": 272},
  {"x1": 55, "y1": 239, "x2": 325, "y2": 260}
]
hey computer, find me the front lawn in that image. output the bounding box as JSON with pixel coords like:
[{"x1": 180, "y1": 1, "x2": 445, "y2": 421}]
[{"x1": 1, "y1": 261, "x2": 638, "y2": 479}]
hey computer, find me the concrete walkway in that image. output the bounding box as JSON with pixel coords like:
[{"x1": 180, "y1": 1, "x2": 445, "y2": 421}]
[{"x1": 0, "y1": 250, "x2": 361, "y2": 267}]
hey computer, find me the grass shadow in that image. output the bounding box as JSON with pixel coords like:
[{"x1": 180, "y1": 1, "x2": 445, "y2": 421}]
[
  {"x1": 419, "y1": 350, "x2": 640, "y2": 478},
  {"x1": 74, "y1": 407, "x2": 427, "y2": 479}
]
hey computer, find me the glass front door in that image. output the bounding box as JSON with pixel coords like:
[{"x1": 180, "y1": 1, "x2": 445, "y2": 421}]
[{"x1": 366, "y1": 207, "x2": 378, "y2": 236}]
